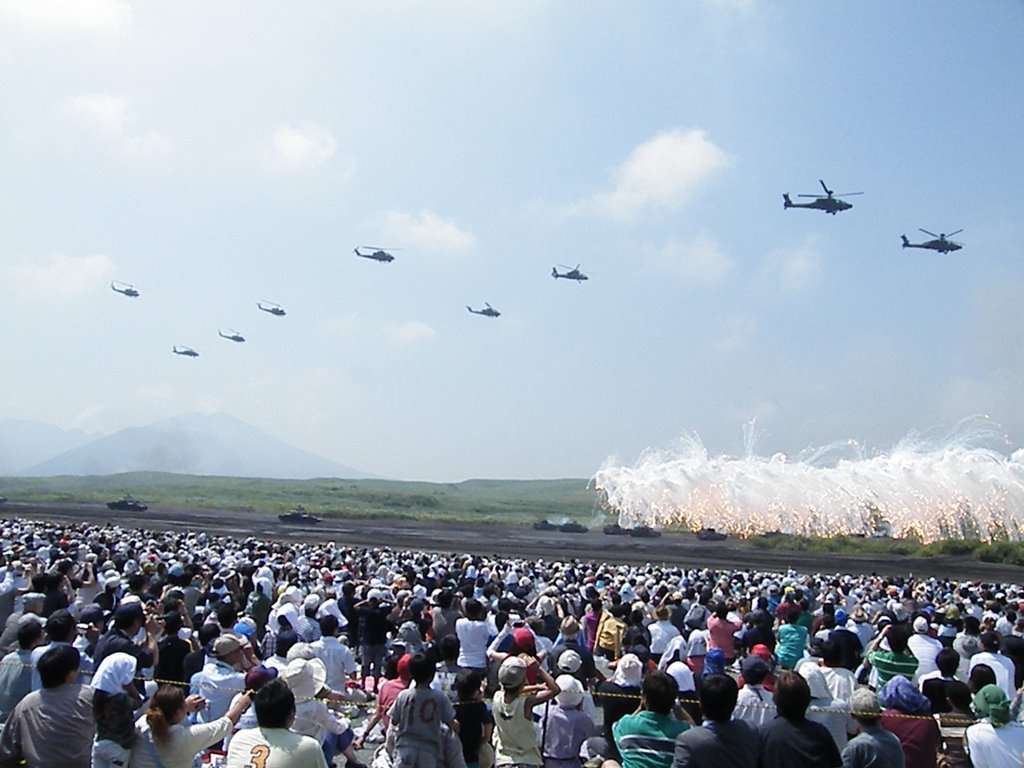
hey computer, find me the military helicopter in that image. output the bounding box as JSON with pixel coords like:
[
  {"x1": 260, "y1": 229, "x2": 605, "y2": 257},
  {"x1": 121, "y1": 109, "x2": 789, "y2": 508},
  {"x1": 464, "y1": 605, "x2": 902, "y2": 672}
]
[
  {"x1": 257, "y1": 301, "x2": 286, "y2": 316},
  {"x1": 354, "y1": 246, "x2": 399, "y2": 263},
  {"x1": 218, "y1": 329, "x2": 246, "y2": 343},
  {"x1": 901, "y1": 229, "x2": 964, "y2": 254},
  {"x1": 466, "y1": 303, "x2": 500, "y2": 318},
  {"x1": 552, "y1": 264, "x2": 589, "y2": 282},
  {"x1": 110, "y1": 281, "x2": 140, "y2": 298},
  {"x1": 172, "y1": 345, "x2": 199, "y2": 357},
  {"x1": 783, "y1": 179, "x2": 862, "y2": 215}
]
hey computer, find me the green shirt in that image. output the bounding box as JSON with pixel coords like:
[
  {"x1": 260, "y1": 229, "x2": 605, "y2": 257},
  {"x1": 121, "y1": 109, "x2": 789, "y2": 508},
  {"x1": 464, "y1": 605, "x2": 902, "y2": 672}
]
[
  {"x1": 613, "y1": 710, "x2": 690, "y2": 768},
  {"x1": 868, "y1": 649, "x2": 918, "y2": 687}
]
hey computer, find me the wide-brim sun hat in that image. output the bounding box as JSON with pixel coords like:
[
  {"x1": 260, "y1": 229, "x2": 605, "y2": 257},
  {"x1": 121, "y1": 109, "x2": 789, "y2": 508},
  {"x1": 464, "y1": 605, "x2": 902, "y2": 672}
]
[{"x1": 282, "y1": 657, "x2": 327, "y2": 701}]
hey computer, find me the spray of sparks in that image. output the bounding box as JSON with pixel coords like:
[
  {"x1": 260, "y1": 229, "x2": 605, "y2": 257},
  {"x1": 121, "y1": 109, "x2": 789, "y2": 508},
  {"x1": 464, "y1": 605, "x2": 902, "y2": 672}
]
[{"x1": 593, "y1": 418, "x2": 1024, "y2": 543}]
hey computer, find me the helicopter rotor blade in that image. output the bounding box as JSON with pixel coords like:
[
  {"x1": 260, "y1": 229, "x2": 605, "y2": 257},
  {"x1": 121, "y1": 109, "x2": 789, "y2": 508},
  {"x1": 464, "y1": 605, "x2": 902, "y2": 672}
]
[
  {"x1": 919, "y1": 229, "x2": 939, "y2": 238},
  {"x1": 797, "y1": 194, "x2": 827, "y2": 199},
  {"x1": 834, "y1": 192, "x2": 863, "y2": 196},
  {"x1": 947, "y1": 229, "x2": 963, "y2": 237},
  {"x1": 818, "y1": 179, "x2": 832, "y2": 195}
]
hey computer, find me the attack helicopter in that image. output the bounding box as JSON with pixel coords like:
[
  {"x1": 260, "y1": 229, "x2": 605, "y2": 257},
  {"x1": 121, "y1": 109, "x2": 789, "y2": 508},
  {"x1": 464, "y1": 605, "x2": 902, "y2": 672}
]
[
  {"x1": 172, "y1": 345, "x2": 199, "y2": 357},
  {"x1": 466, "y1": 303, "x2": 500, "y2": 318},
  {"x1": 552, "y1": 264, "x2": 589, "y2": 282},
  {"x1": 218, "y1": 329, "x2": 246, "y2": 342},
  {"x1": 111, "y1": 281, "x2": 140, "y2": 298},
  {"x1": 783, "y1": 180, "x2": 862, "y2": 215},
  {"x1": 354, "y1": 247, "x2": 398, "y2": 263},
  {"x1": 257, "y1": 301, "x2": 286, "y2": 316},
  {"x1": 901, "y1": 229, "x2": 963, "y2": 254}
]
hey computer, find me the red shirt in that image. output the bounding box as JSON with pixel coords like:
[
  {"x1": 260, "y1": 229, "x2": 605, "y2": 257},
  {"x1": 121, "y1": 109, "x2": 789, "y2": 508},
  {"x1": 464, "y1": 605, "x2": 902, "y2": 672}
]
[{"x1": 881, "y1": 709, "x2": 940, "y2": 768}]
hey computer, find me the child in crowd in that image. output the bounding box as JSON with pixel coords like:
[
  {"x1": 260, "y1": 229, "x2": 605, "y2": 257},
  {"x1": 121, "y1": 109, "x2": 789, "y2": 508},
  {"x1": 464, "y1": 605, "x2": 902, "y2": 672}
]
[
  {"x1": 453, "y1": 669, "x2": 494, "y2": 768},
  {"x1": 493, "y1": 655, "x2": 559, "y2": 768},
  {"x1": 388, "y1": 652, "x2": 459, "y2": 768}
]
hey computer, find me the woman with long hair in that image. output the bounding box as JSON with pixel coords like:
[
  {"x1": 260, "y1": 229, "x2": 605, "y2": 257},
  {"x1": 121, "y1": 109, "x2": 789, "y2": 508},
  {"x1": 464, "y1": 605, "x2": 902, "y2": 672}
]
[{"x1": 130, "y1": 684, "x2": 251, "y2": 768}]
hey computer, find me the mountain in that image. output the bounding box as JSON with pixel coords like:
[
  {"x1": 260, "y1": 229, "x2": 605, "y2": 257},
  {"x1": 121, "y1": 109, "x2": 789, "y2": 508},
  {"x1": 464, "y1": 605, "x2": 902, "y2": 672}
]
[
  {"x1": 17, "y1": 412, "x2": 370, "y2": 479},
  {"x1": 0, "y1": 420, "x2": 98, "y2": 475}
]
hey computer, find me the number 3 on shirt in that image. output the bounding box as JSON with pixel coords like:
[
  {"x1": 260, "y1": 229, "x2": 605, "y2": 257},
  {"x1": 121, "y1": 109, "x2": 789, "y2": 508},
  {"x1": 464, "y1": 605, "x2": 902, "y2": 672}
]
[{"x1": 246, "y1": 745, "x2": 271, "y2": 768}]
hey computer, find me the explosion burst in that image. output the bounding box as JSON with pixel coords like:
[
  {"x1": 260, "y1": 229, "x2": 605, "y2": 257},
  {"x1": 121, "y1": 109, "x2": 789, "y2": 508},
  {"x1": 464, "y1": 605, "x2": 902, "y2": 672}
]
[{"x1": 593, "y1": 419, "x2": 1024, "y2": 543}]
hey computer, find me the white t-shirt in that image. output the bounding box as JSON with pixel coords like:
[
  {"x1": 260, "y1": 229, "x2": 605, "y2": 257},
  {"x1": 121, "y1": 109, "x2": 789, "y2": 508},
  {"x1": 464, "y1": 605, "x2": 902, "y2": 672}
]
[
  {"x1": 226, "y1": 726, "x2": 328, "y2": 768},
  {"x1": 965, "y1": 721, "x2": 1024, "y2": 768},
  {"x1": 130, "y1": 715, "x2": 234, "y2": 768},
  {"x1": 455, "y1": 619, "x2": 492, "y2": 669}
]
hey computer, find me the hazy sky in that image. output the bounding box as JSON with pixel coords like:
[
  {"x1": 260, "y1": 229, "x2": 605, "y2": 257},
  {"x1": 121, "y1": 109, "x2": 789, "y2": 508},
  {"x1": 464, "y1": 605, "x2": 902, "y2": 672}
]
[{"x1": 2, "y1": 1, "x2": 1023, "y2": 481}]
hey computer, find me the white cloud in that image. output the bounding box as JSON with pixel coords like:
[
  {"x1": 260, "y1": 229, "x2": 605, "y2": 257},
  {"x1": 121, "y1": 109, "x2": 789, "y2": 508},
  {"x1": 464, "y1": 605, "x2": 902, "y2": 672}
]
[
  {"x1": 64, "y1": 93, "x2": 129, "y2": 136},
  {"x1": 0, "y1": 0, "x2": 132, "y2": 38},
  {"x1": 381, "y1": 321, "x2": 437, "y2": 346},
  {"x1": 585, "y1": 129, "x2": 730, "y2": 220},
  {"x1": 763, "y1": 236, "x2": 822, "y2": 293},
  {"x1": 0, "y1": 252, "x2": 116, "y2": 300},
  {"x1": 269, "y1": 124, "x2": 337, "y2": 169},
  {"x1": 649, "y1": 232, "x2": 734, "y2": 285},
  {"x1": 63, "y1": 93, "x2": 172, "y2": 157},
  {"x1": 376, "y1": 210, "x2": 476, "y2": 254}
]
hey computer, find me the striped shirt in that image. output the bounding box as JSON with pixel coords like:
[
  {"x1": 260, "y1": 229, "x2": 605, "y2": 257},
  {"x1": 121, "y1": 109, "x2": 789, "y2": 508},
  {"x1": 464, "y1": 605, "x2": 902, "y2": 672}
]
[
  {"x1": 613, "y1": 710, "x2": 690, "y2": 768},
  {"x1": 868, "y1": 649, "x2": 918, "y2": 687}
]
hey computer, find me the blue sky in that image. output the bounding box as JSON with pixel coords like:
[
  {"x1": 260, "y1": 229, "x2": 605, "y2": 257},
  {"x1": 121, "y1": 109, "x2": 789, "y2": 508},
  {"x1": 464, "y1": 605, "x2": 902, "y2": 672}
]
[{"x1": 1, "y1": 1, "x2": 1022, "y2": 481}]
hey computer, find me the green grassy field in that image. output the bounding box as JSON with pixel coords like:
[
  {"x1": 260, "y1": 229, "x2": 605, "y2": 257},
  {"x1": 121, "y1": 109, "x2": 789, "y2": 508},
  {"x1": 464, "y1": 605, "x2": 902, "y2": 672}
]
[
  {"x1": 0, "y1": 472, "x2": 601, "y2": 524},
  {"x1": 3, "y1": 472, "x2": 1023, "y2": 564}
]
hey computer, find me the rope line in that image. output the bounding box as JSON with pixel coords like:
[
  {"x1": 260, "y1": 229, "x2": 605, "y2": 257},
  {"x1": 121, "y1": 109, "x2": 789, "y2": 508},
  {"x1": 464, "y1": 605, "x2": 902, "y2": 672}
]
[{"x1": 0, "y1": 660, "x2": 981, "y2": 722}]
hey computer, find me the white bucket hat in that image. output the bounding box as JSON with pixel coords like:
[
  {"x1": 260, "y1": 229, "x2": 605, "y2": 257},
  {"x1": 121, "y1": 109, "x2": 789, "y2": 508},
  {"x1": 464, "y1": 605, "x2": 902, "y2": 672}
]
[{"x1": 281, "y1": 657, "x2": 327, "y2": 701}]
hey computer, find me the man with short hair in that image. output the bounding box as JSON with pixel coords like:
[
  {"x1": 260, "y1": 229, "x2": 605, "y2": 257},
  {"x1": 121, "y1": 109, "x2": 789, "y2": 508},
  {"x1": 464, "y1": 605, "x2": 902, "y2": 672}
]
[
  {"x1": 969, "y1": 631, "x2": 1016, "y2": 700},
  {"x1": 0, "y1": 645, "x2": 96, "y2": 767},
  {"x1": 0, "y1": 620, "x2": 44, "y2": 722},
  {"x1": 29, "y1": 608, "x2": 77, "y2": 690},
  {"x1": 672, "y1": 674, "x2": 758, "y2": 768},
  {"x1": 311, "y1": 614, "x2": 358, "y2": 692},
  {"x1": 92, "y1": 602, "x2": 160, "y2": 676},
  {"x1": 757, "y1": 671, "x2": 842, "y2": 768},
  {"x1": 226, "y1": 678, "x2": 328, "y2": 768},
  {"x1": 614, "y1": 669, "x2": 690, "y2": 768},
  {"x1": 818, "y1": 639, "x2": 858, "y2": 704},
  {"x1": 865, "y1": 623, "x2": 918, "y2": 688}
]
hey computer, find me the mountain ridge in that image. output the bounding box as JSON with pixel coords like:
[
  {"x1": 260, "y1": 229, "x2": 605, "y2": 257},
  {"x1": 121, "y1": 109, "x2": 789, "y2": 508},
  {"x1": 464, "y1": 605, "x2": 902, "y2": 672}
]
[{"x1": 8, "y1": 412, "x2": 370, "y2": 480}]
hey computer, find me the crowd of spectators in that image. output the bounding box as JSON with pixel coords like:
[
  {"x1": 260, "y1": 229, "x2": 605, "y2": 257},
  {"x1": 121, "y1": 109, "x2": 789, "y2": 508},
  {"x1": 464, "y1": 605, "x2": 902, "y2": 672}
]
[{"x1": 2, "y1": 517, "x2": 1024, "y2": 767}]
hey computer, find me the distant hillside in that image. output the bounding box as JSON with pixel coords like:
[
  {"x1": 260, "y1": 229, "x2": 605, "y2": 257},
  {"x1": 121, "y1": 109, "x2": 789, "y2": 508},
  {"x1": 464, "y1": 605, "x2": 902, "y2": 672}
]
[
  {"x1": 18, "y1": 412, "x2": 369, "y2": 479},
  {"x1": 0, "y1": 472, "x2": 598, "y2": 522},
  {"x1": 0, "y1": 420, "x2": 98, "y2": 475}
]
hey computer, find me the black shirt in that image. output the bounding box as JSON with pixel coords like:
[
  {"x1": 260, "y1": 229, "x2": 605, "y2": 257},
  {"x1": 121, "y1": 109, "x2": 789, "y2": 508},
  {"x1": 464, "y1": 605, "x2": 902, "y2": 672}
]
[
  {"x1": 454, "y1": 699, "x2": 493, "y2": 763},
  {"x1": 757, "y1": 716, "x2": 842, "y2": 768}
]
